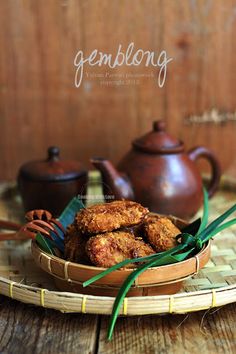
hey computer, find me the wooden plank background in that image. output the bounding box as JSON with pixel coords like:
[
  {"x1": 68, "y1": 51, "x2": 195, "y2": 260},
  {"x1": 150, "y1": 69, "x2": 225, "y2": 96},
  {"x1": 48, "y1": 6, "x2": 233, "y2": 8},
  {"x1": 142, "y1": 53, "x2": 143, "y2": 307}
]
[{"x1": 1, "y1": 0, "x2": 236, "y2": 180}]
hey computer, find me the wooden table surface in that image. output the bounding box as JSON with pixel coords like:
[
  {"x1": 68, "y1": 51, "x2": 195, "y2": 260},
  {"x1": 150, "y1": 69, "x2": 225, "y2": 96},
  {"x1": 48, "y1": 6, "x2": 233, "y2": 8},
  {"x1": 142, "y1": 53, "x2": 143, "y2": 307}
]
[{"x1": 0, "y1": 180, "x2": 235, "y2": 354}]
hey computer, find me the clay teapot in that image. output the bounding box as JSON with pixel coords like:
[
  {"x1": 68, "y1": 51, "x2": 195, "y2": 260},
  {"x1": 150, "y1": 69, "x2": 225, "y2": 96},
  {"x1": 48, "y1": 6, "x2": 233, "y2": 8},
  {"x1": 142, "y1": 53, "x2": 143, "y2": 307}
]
[{"x1": 91, "y1": 121, "x2": 221, "y2": 219}]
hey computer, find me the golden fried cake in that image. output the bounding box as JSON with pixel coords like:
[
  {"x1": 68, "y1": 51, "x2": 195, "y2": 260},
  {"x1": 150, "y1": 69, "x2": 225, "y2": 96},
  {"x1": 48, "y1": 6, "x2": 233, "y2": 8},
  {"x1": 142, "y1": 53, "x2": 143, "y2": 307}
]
[
  {"x1": 86, "y1": 231, "x2": 155, "y2": 268},
  {"x1": 75, "y1": 200, "x2": 149, "y2": 234},
  {"x1": 64, "y1": 223, "x2": 90, "y2": 264},
  {"x1": 144, "y1": 215, "x2": 181, "y2": 252}
]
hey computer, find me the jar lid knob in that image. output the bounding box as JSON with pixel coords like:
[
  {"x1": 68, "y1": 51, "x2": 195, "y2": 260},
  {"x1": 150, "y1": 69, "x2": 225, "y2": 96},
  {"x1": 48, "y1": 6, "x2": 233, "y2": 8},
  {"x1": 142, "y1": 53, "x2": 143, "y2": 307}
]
[
  {"x1": 153, "y1": 120, "x2": 166, "y2": 132},
  {"x1": 47, "y1": 146, "x2": 60, "y2": 161}
]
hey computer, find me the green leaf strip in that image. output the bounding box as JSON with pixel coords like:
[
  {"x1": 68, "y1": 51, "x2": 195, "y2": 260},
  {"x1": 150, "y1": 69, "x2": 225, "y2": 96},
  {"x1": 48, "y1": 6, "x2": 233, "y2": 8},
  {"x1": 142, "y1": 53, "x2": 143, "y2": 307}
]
[
  {"x1": 36, "y1": 233, "x2": 55, "y2": 255},
  {"x1": 198, "y1": 203, "x2": 236, "y2": 241},
  {"x1": 107, "y1": 243, "x2": 190, "y2": 340},
  {"x1": 181, "y1": 218, "x2": 201, "y2": 236},
  {"x1": 197, "y1": 187, "x2": 209, "y2": 235},
  {"x1": 59, "y1": 196, "x2": 85, "y2": 229},
  {"x1": 83, "y1": 253, "x2": 158, "y2": 287},
  {"x1": 201, "y1": 218, "x2": 236, "y2": 241},
  {"x1": 83, "y1": 243, "x2": 189, "y2": 288}
]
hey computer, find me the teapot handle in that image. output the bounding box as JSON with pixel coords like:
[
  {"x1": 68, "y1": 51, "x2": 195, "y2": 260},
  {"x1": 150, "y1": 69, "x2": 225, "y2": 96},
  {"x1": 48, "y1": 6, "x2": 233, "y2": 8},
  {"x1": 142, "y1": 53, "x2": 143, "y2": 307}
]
[{"x1": 188, "y1": 146, "x2": 221, "y2": 197}]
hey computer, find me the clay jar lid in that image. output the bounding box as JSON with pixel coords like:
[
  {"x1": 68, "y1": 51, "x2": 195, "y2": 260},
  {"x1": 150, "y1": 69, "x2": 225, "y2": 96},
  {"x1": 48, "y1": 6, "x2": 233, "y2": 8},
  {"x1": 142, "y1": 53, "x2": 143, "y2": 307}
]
[
  {"x1": 19, "y1": 146, "x2": 87, "y2": 182},
  {"x1": 132, "y1": 120, "x2": 184, "y2": 154}
]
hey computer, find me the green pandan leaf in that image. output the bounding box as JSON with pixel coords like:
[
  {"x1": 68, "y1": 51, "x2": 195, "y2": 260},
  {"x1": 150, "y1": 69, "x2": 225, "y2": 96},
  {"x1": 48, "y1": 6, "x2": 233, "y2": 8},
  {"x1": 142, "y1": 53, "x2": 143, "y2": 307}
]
[
  {"x1": 177, "y1": 233, "x2": 196, "y2": 247},
  {"x1": 36, "y1": 233, "x2": 55, "y2": 255},
  {"x1": 107, "y1": 243, "x2": 188, "y2": 340},
  {"x1": 83, "y1": 253, "x2": 159, "y2": 288},
  {"x1": 83, "y1": 242, "x2": 190, "y2": 288},
  {"x1": 181, "y1": 218, "x2": 201, "y2": 236},
  {"x1": 44, "y1": 196, "x2": 85, "y2": 254},
  {"x1": 107, "y1": 256, "x2": 164, "y2": 340},
  {"x1": 59, "y1": 196, "x2": 85, "y2": 229},
  {"x1": 144, "y1": 248, "x2": 195, "y2": 267},
  {"x1": 198, "y1": 203, "x2": 236, "y2": 241},
  {"x1": 197, "y1": 187, "x2": 209, "y2": 235},
  {"x1": 201, "y1": 218, "x2": 236, "y2": 241}
]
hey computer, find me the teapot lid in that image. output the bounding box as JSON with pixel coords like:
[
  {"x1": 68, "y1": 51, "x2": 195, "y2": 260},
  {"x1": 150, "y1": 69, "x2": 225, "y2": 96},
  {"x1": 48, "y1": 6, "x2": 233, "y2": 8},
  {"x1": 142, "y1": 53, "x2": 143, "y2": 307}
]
[
  {"x1": 132, "y1": 121, "x2": 184, "y2": 154},
  {"x1": 19, "y1": 146, "x2": 87, "y2": 182}
]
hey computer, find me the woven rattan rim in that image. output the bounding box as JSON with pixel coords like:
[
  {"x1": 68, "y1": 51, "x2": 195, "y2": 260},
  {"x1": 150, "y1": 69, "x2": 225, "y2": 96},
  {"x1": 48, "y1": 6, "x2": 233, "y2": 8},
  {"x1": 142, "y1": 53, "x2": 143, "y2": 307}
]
[
  {"x1": 32, "y1": 240, "x2": 209, "y2": 289},
  {"x1": 0, "y1": 276, "x2": 235, "y2": 315},
  {"x1": 0, "y1": 175, "x2": 235, "y2": 315}
]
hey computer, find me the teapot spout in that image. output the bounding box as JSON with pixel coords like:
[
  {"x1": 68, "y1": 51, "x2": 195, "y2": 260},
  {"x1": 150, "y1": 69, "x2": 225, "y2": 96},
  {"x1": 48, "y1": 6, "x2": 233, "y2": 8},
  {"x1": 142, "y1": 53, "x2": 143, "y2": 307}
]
[{"x1": 90, "y1": 157, "x2": 135, "y2": 201}]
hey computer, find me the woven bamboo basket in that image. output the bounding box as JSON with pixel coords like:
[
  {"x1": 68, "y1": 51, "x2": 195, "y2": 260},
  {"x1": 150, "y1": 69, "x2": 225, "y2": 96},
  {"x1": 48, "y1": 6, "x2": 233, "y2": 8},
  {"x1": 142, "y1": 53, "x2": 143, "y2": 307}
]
[
  {"x1": 31, "y1": 239, "x2": 211, "y2": 297},
  {"x1": 0, "y1": 173, "x2": 235, "y2": 315}
]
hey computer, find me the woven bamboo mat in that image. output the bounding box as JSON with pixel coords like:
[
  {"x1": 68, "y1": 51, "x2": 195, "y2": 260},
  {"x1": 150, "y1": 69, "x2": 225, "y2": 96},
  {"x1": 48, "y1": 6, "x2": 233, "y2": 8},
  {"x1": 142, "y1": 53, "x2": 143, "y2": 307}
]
[{"x1": 0, "y1": 173, "x2": 235, "y2": 315}]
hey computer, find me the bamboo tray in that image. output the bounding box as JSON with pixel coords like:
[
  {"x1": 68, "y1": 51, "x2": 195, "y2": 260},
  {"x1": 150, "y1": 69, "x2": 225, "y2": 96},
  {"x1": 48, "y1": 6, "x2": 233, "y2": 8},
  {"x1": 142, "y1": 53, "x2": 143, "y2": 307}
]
[
  {"x1": 31, "y1": 239, "x2": 211, "y2": 297},
  {"x1": 0, "y1": 174, "x2": 235, "y2": 316}
]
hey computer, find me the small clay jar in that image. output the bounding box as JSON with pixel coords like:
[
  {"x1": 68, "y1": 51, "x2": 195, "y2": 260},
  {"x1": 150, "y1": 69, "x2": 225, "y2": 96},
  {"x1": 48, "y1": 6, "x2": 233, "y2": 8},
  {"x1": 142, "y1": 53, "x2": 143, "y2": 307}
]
[{"x1": 18, "y1": 147, "x2": 88, "y2": 216}]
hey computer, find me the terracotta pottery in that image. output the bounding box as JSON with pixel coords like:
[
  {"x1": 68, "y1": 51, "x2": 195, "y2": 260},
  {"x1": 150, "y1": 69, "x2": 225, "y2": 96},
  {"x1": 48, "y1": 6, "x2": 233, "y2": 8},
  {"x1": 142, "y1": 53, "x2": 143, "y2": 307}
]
[
  {"x1": 91, "y1": 120, "x2": 221, "y2": 219},
  {"x1": 31, "y1": 215, "x2": 211, "y2": 297},
  {"x1": 18, "y1": 146, "x2": 88, "y2": 217}
]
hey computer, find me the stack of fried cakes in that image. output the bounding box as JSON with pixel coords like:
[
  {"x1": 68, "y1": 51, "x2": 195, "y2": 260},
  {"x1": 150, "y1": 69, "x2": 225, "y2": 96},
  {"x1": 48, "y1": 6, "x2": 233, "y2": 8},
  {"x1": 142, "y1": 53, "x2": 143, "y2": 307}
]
[{"x1": 64, "y1": 200, "x2": 181, "y2": 268}]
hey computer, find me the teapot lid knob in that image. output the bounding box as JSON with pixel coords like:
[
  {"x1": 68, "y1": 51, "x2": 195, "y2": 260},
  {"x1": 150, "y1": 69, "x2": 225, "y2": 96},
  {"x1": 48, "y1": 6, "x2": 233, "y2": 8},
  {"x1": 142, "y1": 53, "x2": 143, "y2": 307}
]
[
  {"x1": 47, "y1": 146, "x2": 60, "y2": 161},
  {"x1": 153, "y1": 120, "x2": 166, "y2": 132},
  {"x1": 133, "y1": 120, "x2": 183, "y2": 153}
]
